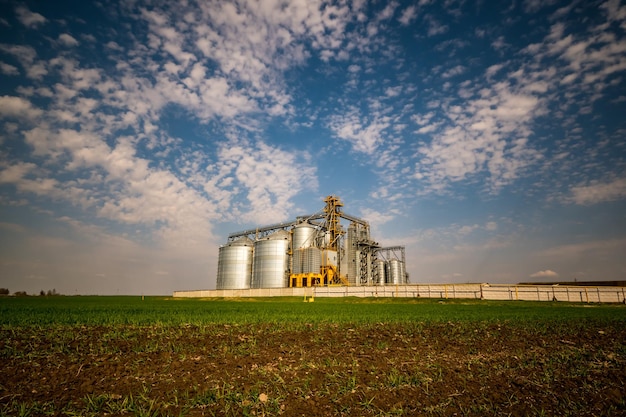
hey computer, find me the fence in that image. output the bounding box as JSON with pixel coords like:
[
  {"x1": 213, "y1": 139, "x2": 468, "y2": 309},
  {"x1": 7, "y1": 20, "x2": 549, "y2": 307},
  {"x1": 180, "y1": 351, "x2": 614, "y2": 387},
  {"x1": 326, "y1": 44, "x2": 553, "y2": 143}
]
[{"x1": 173, "y1": 283, "x2": 626, "y2": 303}]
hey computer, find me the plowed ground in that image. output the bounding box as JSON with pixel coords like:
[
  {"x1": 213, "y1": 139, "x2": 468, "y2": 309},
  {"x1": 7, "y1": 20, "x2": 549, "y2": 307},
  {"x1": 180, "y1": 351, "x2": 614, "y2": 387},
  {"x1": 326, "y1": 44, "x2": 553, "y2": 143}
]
[{"x1": 1, "y1": 322, "x2": 625, "y2": 416}]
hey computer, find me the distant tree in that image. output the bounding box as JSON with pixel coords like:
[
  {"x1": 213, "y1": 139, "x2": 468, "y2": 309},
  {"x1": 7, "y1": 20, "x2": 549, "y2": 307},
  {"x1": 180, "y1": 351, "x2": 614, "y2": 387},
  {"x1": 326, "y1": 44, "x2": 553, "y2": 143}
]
[
  {"x1": 47, "y1": 289, "x2": 59, "y2": 296},
  {"x1": 40, "y1": 290, "x2": 46, "y2": 296},
  {"x1": 0, "y1": 288, "x2": 9, "y2": 296},
  {"x1": 14, "y1": 291, "x2": 28, "y2": 297}
]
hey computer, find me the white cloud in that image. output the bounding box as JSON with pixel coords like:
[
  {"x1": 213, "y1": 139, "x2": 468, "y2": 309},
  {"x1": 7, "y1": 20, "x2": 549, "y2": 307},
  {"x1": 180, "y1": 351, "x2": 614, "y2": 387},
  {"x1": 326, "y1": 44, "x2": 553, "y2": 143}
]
[
  {"x1": 377, "y1": 2, "x2": 399, "y2": 21},
  {"x1": 0, "y1": 161, "x2": 58, "y2": 196},
  {"x1": 328, "y1": 107, "x2": 391, "y2": 155},
  {"x1": 523, "y1": 0, "x2": 560, "y2": 14},
  {"x1": 15, "y1": 6, "x2": 46, "y2": 28},
  {"x1": 415, "y1": 77, "x2": 544, "y2": 193},
  {"x1": 426, "y1": 15, "x2": 448, "y2": 37},
  {"x1": 0, "y1": 96, "x2": 42, "y2": 120},
  {"x1": 569, "y1": 178, "x2": 626, "y2": 205},
  {"x1": 0, "y1": 44, "x2": 37, "y2": 66},
  {"x1": 491, "y1": 36, "x2": 508, "y2": 51},
  {"x1": 441, "y1": 65, "x2": 465, "y2": 79},
  {"x1": 359, "y1": 207, "x2": 396, "y2": 227},
  {"x1": 529, "y1": 269, "x2": 559, "y2": 278},
  {"x1": 0, "y1": 161, "x2": 35, "y2": 184},
  {"x1": 411, "y1": 112, "x2": 436, "y2": 126},
  {"x1": 398, "y1": 5, "x2": 418, "y2": 26},
  {"x1": 209, "y1": 140, "x2": 318, "y2": 224},
  {"x1": 14, "y1": 124, "x2": 220, "y2": 253},
  {"x1": 58, "y1": 34, "x2": 79, "y2": 47},
  {"x1": 458, "y1": 224, "x2": 479, "y2": 235},
  {"x1": 385, "y1": 86, "x2": 402, "y2": 97},
  {"x1": 485, "y1": 64, "x2": 504, "y2": 78},
  {"x1": 0, "y1": 62, "x2": 19, "y2": 75}
]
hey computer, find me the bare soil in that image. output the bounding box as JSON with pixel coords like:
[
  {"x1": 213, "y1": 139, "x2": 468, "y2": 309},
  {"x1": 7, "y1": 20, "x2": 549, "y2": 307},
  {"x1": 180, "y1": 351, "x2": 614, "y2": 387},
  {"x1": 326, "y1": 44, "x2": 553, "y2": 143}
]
[{"x1": 1, "y1": 322, "x2": 625, "y2": 416}]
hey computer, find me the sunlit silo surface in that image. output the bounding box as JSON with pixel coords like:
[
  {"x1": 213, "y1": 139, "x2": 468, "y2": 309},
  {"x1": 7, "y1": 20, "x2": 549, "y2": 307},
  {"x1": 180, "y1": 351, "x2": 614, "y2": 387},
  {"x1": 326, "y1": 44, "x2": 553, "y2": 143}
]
[
  {"x1": 375, "y1": 259, "x2": 386, "y2": 285},
  {"x1": 387, "y1": 259, "x2": 407, "y2": 284},
  {"x1": 292, "y1": 223, "x2": 320, "y2": 274},
  {"x1": 251, "y1": 230, "x2": 290, "y2": 288},
  {"x1": 216, "y1": 195, "x2": 407, "y2": 289},
  {"x1": 293, "y1": 247, "x2": 322, "y2": 274},
  {"x1": 292, "y1": 223, "x2": 317, "y2": 249},
  {"x1": 216, "y1": 237, "x2": 254, "y2": 289}
]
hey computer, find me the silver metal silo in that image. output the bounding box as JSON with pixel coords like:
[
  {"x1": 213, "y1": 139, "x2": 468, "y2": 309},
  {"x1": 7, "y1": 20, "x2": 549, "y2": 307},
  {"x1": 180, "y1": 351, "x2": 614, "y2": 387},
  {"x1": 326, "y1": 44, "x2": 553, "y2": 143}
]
[
  {"x1": 293, "y1": 247, "x2": 322, "y2": 274},
  {"x1": 387, "y1": 259, "x2": 406, "y2": 285},
  {"x1": 292, "y1": 223, "x2": 317, "y2": 250},
  {"x1": 216, "y1": 237, "x2": 254, "y2": 289},
  {"x1": 292, "y1": 223, "x2": 319, "y2": 274},
  {"x1": 251, "y1": 230, "x2": 290, "y2": 288}
]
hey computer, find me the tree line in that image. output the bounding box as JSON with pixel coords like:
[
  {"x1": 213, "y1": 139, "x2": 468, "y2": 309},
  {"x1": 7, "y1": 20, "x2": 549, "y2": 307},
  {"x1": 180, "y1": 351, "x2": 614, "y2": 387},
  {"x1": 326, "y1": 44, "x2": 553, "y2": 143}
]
[{"x1": 0, "y1": 288, "x2": 62, "y2": 296}]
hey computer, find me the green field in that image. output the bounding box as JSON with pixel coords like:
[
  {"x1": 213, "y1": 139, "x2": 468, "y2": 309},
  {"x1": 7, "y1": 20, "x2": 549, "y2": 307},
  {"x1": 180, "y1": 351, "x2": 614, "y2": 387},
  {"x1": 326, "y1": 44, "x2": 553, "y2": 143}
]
[
  {"x1": 2, "y1": 295, "x2": 625, "y2": 327},
  {"x1": 1, "y1": 297, "x2": 625, "y2": 416}
]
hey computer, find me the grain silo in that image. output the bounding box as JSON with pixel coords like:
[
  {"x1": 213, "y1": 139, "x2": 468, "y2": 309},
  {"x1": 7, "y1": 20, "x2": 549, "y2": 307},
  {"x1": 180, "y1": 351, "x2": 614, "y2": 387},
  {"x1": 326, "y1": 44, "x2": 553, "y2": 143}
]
[
  {"x1": 251, "y1": 230, "x2": 290, "y2": 288},
  {"x1": 292, "y1": 223, "x2": 321, "y2": 274},
  {"x1": 221, "y1": 195, "x2": 407, "y2": 289},
  {"x1": 374, "y1": 259, "x2": 386, "y2": 285},
  {"x1": 387, "y1": 258, "x2": 407, "y2": 285},
  {"x1": 216, "y1": 237, "x2": 254, "y2": 289}
]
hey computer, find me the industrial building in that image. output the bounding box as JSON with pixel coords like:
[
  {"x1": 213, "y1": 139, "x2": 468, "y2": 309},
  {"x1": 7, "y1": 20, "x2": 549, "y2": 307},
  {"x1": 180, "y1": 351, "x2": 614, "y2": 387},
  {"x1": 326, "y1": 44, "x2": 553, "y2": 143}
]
[{"x1": 216, "y1": 196, "x2": 407, "y2": 290}]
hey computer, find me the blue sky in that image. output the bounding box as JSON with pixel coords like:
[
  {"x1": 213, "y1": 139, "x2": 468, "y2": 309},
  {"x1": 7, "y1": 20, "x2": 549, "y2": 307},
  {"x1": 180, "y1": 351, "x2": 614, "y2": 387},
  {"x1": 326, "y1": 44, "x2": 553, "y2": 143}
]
[{"x1": 0, "y1": 0, "x2": 625, "y2": 295}]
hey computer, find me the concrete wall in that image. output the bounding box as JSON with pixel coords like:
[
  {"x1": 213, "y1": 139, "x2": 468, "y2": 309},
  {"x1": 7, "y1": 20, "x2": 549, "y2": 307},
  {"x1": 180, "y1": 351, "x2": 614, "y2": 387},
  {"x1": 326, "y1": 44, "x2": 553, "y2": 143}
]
[{"x1": 173, "y1": 284, "x2": 626, "y2": 303}]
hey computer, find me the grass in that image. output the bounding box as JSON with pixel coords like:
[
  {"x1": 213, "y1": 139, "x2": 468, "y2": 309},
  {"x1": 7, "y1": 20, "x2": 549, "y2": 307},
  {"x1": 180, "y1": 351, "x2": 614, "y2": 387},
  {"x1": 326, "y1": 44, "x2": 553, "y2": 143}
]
[{"x1": 1, "y1": 295, "x2": 625, "y2": 327}]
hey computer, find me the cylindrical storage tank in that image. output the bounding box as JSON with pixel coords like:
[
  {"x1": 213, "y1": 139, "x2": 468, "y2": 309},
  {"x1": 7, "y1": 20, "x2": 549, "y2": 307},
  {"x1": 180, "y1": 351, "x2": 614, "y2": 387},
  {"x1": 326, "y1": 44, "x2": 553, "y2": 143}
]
[
  {"x1": 375, "y1": 259, "x2": 386, "y2": 285},
  {"x1": 251, "y1": 230, "x2": 290, "y2": 288},
  {"x1": 292, "y1": 223, "x2": 317, "y2": 250},
  {"x1": 293, "y1": 247, "x2": 321, "y2": 274},
  {"x1": 386, "y1": 259, "x2": 406, "y2": 285},
  {"x1": 216, "y1": 237, "x2": 254, "y2": 289}
]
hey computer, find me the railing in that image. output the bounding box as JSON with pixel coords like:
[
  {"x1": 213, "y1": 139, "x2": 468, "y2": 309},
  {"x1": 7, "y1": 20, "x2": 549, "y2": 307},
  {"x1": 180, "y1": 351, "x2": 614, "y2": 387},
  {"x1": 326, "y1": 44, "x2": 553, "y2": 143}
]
[{"x1": 173, "y1": 284, "x2": 626, "y2": 303}]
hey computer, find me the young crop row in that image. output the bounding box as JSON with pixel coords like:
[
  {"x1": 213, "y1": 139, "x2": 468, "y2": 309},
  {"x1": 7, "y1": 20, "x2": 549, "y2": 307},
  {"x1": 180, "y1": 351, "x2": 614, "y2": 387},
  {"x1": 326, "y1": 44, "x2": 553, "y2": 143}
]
[{"x1": 1, "y1": 296, "x2": 626, "y2": 327}]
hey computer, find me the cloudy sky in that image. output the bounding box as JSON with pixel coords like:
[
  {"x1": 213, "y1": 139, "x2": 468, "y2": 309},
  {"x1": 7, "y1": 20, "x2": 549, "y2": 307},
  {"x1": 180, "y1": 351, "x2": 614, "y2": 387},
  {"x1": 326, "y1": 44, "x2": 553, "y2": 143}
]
[{"x1": 0, "y1": 0, "x2": 625, "y2": 295}]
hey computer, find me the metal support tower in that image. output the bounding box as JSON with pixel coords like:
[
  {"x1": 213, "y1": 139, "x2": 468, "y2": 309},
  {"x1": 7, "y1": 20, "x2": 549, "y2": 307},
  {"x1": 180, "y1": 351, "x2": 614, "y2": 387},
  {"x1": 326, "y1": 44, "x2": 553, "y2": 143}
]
[{"x1": 323, "y1": 195, "x2": 343, "y2": 250}]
